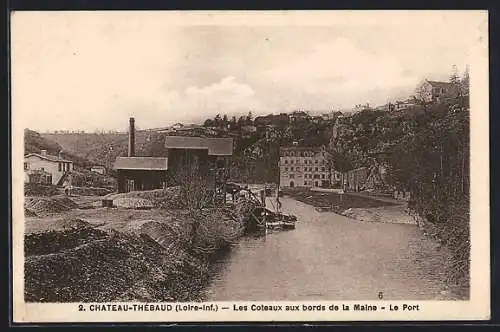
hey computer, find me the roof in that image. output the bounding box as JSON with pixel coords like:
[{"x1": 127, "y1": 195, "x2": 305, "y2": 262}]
[
  {"x1": 426, "y1": 80, "x2": 458, "y2": 90},
  {"x1": 25, "y1": 153, "x2": 72, "y2": 163},
  {"x1": 281, "y1": 146, "x2": 325, "y2": 151},
  {"x1": 113, "y1": 157, "x2": 168, "y2": 170},
  {"x1": 165, "y1": 136, "x2": 233, "y2": 156},
  {"x1": 27, "y1": 169, "x2": 51, "y2": 175}
]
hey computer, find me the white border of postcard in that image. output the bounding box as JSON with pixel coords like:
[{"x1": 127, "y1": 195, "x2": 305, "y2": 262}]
[{"x1": 11, "y1": 10, "x2": 490, "y2": 322}]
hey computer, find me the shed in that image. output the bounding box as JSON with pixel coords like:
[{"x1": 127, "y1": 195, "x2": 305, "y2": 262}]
[{"x1": 113, "y1": 157, "x2": 168, "y2": 193}]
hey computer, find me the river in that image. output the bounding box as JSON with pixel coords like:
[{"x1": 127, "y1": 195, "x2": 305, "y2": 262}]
[{"x1": 204, "y1": 196, "x2": 464, "y2": 301}]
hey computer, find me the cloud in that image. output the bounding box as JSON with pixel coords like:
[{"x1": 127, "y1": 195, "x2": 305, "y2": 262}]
[
  {"x1": 180, "y1": 76, "x2": 260, "y2": 116},
  {"x1": 185, "y1": 76, "x2": 255, "y2": 102},
  {"x1": 259, "y1": 37, "x2": 430, "y2": 108},
  {"x1": 116, "y1": 76, "x2": 261, "y2": 128}
]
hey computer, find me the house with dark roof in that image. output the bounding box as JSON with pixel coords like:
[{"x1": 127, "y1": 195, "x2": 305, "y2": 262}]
[
  {"x1": 416, "y1": 80, "x2": 460, "y2": 103},
  {"x1": 113, "y1": 118, "x2": 169, "y2": 193},
  {"x1": 24, "y1": 150, "x2": 73, "y2": 186},
  {"x1": 113, "y1": 156, "x2": 168, "y2": 192}
]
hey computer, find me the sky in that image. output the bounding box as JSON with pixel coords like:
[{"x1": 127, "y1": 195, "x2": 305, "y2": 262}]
[{"x1": 11, "y1": 11, "x2": 487, "y2": 132}]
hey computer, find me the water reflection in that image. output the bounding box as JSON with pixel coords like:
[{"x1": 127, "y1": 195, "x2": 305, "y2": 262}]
[{"x1": 204, "y1": 198, "x2": 461, "y2": 301}]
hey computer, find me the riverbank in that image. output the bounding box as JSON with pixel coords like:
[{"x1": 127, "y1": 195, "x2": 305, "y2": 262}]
[
  {"x1": 24, "y1": 190, "x2": 253, "y2": 302},
  {"x1": 205, "y1": 197, "x2": 467, "y2": 301},
  {"x1": 284, "y1": 189, "x2": 415, "y2": 225}
]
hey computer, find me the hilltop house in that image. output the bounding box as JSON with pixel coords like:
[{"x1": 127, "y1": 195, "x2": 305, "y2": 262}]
[
  {"x1": 394, "y1": 98, "x2": 418, "y2": 111},
  {"x1": 24, "y1": 150, "x2": 73, "y2": 186},
  {"x1": 416, "y1": 80, "x2": 460, "y2": 103},
  {"x1": 90, "y1": 165, "x2": 106, "y2": 175},
  {"x1": 289, "y1": 111, "x2": 310, "y2": 123}
]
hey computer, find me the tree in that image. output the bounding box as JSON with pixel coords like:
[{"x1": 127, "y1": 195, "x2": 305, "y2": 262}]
[
  {"x1": 246, "y1": 111, "x2": 253, "y2": 125},
  {"x1": 222, "y1": 114, "x2": 229, "y2": 129},
  {"x1": 237, "y1": 116, "x2": 245, "y2": 127},
  {"x1": 461, "y1": 64, "x2": 470, "y2": 96},
  {"x1": 203, "y1": 119, "x2": 214, "y2": 127},
  {"x1": 449, "y1": 64, "x2": 460, "y2": 85},
  {"x1": 214, "y1": 114, "x2": 222, "y2": 127}
]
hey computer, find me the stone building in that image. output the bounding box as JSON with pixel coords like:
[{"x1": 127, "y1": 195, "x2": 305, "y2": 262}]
[
  {"x1": 279, "y1": 146, "x2": 340, "y2": 188},
  {"x1": 416, "y1": 80, "x2": 460, "y2": 103}
]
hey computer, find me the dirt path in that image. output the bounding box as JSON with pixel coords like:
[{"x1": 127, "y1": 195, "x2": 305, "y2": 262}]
[{"x1": 205, "y1": 197, "x2": 463, "y2": 301}]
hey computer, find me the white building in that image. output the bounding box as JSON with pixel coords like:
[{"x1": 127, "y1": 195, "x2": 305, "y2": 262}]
[
  {"x1": 24, "y1": 150, "x2": 73, "y2": 186},
  {"x1": 90, "y1": 165, "x2": 106, "y2": 175},
  {"x1": 279, "y1": 146, "x2": 341, "y2": 188}
]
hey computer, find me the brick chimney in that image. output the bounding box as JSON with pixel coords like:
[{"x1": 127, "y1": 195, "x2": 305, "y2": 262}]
[
  {"x1": 128, "y1": 117, "x2": 135, "y2": 157},
  {"x1": 58, "y1": 150, "x2": 63, "y2": 160},
  {"x1": 41, "y1": 150, "x2": 47, "y2": 157}
]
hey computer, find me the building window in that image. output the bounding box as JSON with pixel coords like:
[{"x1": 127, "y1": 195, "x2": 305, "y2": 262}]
[
  {"x1": 315, "y1": 167, "x2": 318, "y2": 171},
  {"x1": 24, "y1": 162, "x2": 28, "y2": 170},
  {"x1": 290, "y1": 167, "x2": 294, "y2": 171},
  {"x1": 322, "y1": 152, "x2": 325, "y2": 157},
  {"x1": 315, "y1": 160, "x2": 318, "y2": 164},
  {"x1": 321, "y1": 167, "x2": 325, "y2": 172},
  {"x1": 284, "y1": 167, "x2": 288, "y2": 171},
  {"x1": 58, "y1": 163, "x2": 62, "y2": 171},
  {"x1": 291, "y1": 160, "x2": 294, "y2": 164},
  {"x1": 285, "y1": 160, "x2": 288, "y2": 164},
  {"x1": 289, "y1": 174, "x2": 295, "y2": 179},
  {"x1": 321, "y1": 174, "x2": 325, "y2": 179},
  {"x1": 296, "y1": 167, "x2": 300, "y2": 171}
]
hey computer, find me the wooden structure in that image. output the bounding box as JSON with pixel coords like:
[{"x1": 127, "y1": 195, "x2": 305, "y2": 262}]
[
  {"x1": 113, "y1": 117, "x2": 169, "y2": 193},
  {"x1": 113, "y1": 157, "x2": 168, "y2": 193},
  {"x1": 165, "y1": 136, "x2": 233, "y2": 204}
]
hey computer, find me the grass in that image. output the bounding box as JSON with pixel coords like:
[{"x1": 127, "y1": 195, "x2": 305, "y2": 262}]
[{"x1": 285, "y1": 189, "x2": 398, "y2": 214}]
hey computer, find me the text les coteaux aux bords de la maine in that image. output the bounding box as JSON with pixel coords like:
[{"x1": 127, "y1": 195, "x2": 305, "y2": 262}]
[{"x1": 79, "y1": 303, "x2": 421, "y2": 313}]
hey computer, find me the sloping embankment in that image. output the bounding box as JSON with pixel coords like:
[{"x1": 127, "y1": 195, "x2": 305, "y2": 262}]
[{"x1": 24, "y1": 189, "x2": 260, "y2": 303}]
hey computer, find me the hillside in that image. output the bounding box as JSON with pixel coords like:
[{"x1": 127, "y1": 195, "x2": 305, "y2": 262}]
[
  {"x1": 42, "y1": 131, "x2": 168, "y2": 169},
  {"x1": 25, "y1": 129, "x2": 117, "y2": 189},
  {"x1": 25, "y1": 129, "x2": 94, "y2": 168}
]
